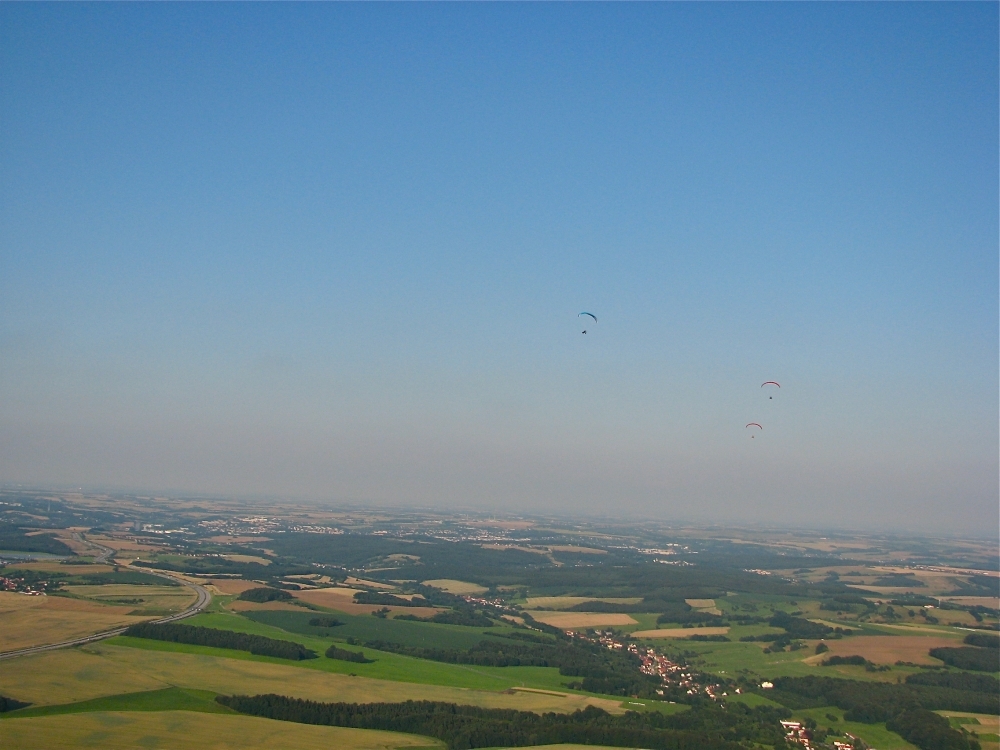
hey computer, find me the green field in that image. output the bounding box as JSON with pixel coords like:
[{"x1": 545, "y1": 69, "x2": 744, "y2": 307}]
[
  {"x1": 791, "y1": 706, "x2": 920, "y2": 750},
  {"x1": 109, "y1": 611, "x2": 587, "y2": 695},
  {"x1": 0, "y1": 710, "x2": 443, "y2": 750},
  {"x1": 240, "y1": 608, "x2": 526, "y2": 649}
]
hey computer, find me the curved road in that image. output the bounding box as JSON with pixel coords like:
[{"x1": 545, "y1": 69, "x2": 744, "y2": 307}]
[{"x1": 0, "y1": 540, "x2": 211, "y2": 661}]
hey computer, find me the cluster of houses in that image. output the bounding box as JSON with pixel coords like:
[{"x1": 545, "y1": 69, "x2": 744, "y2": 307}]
[
  {"x1": 461, "y1": 594, "x2": 509, "y2": 610},
  {"x1": 780, "y1": 720, "x2": 864, "y2": 749},
  {"x1": 198, "y1": 516, "x2": 282, "y2": 536},
  {"x1": 562, "y1": 629, "x2": 730, "y2": 700},
  {"x1": 635, "y1": 644, "x2": 725, "y2": 697},
  {"x1": 0, "y1": 573, "x2": 48, "y2": 595},
  {"x1": 553, "y1": 628, "x2": 872, "y2": 748}
]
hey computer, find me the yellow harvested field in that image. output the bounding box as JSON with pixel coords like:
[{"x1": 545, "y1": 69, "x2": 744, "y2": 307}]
[
  {"x1": 0, "y1": 711, "x2": 441, "y2": 750},
  {"x1": 804, "y1": 635, "x2": 960, "y2": 665},
  {"x1": 0, "y1": 592, "x2": 149, "y2": 652},
  {"x1": 345, "y1": 576, "x2": 395, "y2": 589},
  {"x1": 631, "y1": 627, "x2": 730, "y2": 639},
  {"x1": 222, "y1": 554, "x2": 271, "y2": 565},
  {"x1": 524, "y1": 597, "x2": 642, "y2": 610},
  {"x1": 0, "y1": 644, "x2": 624, "y2": 715},
  {"x1": 938, "y1": 713, "x2": 1000, "y2": 735},
  {"x1": 208, "y1": 579, "x2": 268, "y2": 595},
  {"x1": 87, "y1": 536, "x2": 163, "y2": 552},
  {"x1": 0, "y1": 648, "x2": 168, "y2": 705},
  {"x1": 685, "y1": 599, "x2": 715, "y2": 609},
  {"x1": 64, "y1": 584, "x2": 195, "y2": 609},
  {"x1": 810, "y1": 620, "x2": 954, "y2": 636},
  {"x1": 44, "y1": 529, "x2": 90, "y2": 555},
  {"x1": 525, "y1": 611, "x2": 638, "y2": 628},
  {"x1": 421, "y1": 579, "x2": 488, "y2": 595},
  {"x1": 292, "y1": 588, "x2": 442, "y2": 618},
  {"x1": 300, "y1": 585, "x2": 363, "y2": 598}
]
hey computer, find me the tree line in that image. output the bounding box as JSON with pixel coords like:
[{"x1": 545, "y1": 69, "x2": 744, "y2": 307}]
[
  {"x1": 123, "y1": 622, "x2": 316, "y2": 660},
  {"x1": 394, "y1": 611, "x2": 496, "y2": 627},
  {"x1": 929, "y1": 646, "x2": 998, "y2": 672},
  {"x1": 0, "y1": 695, "x2": 30, "y2": 713},
  {"x1": 354, "y1": 591, "x2": 426, "y2": 607},
  {"x1": 768, "y1": 675, "x2": 998, "y2": 720},
  {"x1": 963, "y1": 632, "x2": 999, "y2": 648},
  {"x1": 904, "y1": 671, "x2": 998, "y2": 693},
  {"x1": 325, "y1": 644, "x2": 372, "y2": 663},
  {"x1": 0, "y1": 524, "x2": 73, "y2": 556},
  {"x1": 886, "y1": 708, "x2": 981, "y2": 750},
  {"x1": 237, "y1": 587, "x2": 293, "y2": 603},
  {"x1": 215, "y1": 694, "x2": 794, "y2": 749},
  {"x1": 360, "y1": 637, "x2": 660, "y2": 697}
]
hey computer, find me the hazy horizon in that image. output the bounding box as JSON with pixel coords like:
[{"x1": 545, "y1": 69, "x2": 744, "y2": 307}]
[{"x1": 2, "y1": 4, "x2": 997, "y2": 535}]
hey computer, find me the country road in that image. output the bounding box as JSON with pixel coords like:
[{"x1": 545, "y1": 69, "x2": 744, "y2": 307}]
[{"x1": 0, "y1": 538, "x2": 212, "y2": 661}]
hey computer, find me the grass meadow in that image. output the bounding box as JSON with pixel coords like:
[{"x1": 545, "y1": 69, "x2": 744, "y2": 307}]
[
  {"x1": 239, "y1": 608, "x2": 527, "y2": 649},
  {"x1": 792, "y1": 706, "x2": 919, "y2": 750},
  {"x1": 0, "y1": 642, "x2": 624, "y2": 714},
  {"x1": 0, "y1": 711, "x2": 443, "y2": 750}
]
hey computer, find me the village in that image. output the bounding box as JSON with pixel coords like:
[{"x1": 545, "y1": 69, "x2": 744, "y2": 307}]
[
  {"x1": 565, "y1": 629, "x2": 874, "y2": 750},
  {"x1": 565, "y1": 629, "x2": 729, "y2": 700},
  {"x1": 0, "y1": 572, "x2": 50, "y2": 595}
]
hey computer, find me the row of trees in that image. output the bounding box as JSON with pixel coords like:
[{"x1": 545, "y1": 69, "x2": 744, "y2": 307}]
[
  {"x1": 354, "y1": 591, "x2": 425, "y2": 607},
  {"x1": 216, "y1": 694, "x2": 793, "y2": 749},
  {"x1": 360, "y1": 636, "x2": 660, "y2": 697},
  {"x1": 325, "y1": 645, "x2": 372, "y2": 663},
  {"x1": 123, "y1": 622, "x2": 316, "y2": 660},
  {"x1": 768, "y1": 675, "x2": 998, "y2": 719},
  {"x1": 886, "y1": 708, "x2": 981, "y2": 750},
  {"x1": 963, "y1": 632, "x2": 1000, "y2": 648},
  {"x1": 0, "y1": 695, "x2": 30, "y2": 713},
  {"x1": 0, "y1": 524, "x2": 73, "y2": 556},
  {"x1": 394, "y1": 611, "x2": 495, "y2": 627},
  {"x1": 237, "y1": 587, "x2": 293, "y2": 603},
  {"x1": 905, "y1": 671, "x2": 998, "y2": 693},
  {"x1": 929, "y1": 646, "x2": 999, "y2": 672}
]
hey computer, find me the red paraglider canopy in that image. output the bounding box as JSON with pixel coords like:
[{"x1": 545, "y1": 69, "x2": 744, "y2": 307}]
[
  {"x1": 760, "y1": 381, "x2": 780, "y2": 388},
  {"x1": 746, "y1": 423, "x2": 762, "y2": 429}
]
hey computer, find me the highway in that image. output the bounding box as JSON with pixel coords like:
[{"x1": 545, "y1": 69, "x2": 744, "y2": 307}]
[
  {"x1": 73, "y1": 532, "x2": 115, "y2": 565},
  {"x1": 0, "y1": 538, "x2": 212, "y2": 661}
]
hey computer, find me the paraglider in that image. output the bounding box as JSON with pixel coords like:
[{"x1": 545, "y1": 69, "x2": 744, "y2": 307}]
[
  {"x1": 746, "y1": 422, "x2": 762, "y2": 439},
  {"x1": 578, "y1": 312, "x2": 597, "y2": 334},
  {"x1": 761, "y1": 381, "x2": 780, "y2": 399}
]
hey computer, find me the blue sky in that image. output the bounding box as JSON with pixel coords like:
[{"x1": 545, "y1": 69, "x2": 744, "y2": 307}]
[{"x1": 1, "y1": 3, "x2": 996, "y2": 533}]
